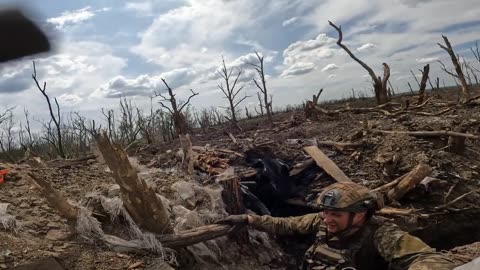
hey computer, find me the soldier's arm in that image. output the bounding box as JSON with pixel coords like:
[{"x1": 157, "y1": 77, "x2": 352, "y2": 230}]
[
  {"x1": 247, "y1": 213, "x2": 323, "y2": 235},
  {"x1": 374, "y1": 223, "x2": 460, "y2": 270}
]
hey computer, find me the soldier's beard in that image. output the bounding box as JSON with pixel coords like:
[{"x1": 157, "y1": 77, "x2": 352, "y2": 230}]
[{"x1": 325, "y1": 221, "x2": 341, "y2": 233}]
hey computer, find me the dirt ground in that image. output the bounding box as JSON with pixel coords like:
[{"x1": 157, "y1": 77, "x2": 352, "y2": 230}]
[{"x1": 1, "y1": 90, "x2": 480, "y2": 269}]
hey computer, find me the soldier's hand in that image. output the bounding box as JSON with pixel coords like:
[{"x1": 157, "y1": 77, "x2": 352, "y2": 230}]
[{"x1": 215, "y1": 214, "x2": 249, "y2": 226}]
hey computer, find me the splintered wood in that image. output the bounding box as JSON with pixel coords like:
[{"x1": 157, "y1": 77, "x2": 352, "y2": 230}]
[
  {"x1": 196, "y1": 152, "x2": 230, "y2": 175},
  {"x1": 94, "y1": 133, "x2": 173, "y2": 234},
  {"x1": 303, "y1": 146, "x2": 352, "y2": 183},
  {"x1": 27, "y1": 173, "x2": 79, "y2": 223},
  {"x1": 387, "y1": 163, "x2": 432, "y2": 202}
]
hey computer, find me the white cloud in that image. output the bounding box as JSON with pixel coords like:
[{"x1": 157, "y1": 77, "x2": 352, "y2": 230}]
[
  {"x1": 282, "y1": 33, "x2": 337, "y2": 67},
  {"x1": 46, "y1": 6, "x2": 102, "y2": 29},
  {"x1": 328, "y1": 74, "x2": 337, "y2": 79},
  {"x1": 416, "y1": 57, "x2": 438, "y2": 63},
  {"x1": 282, "y1": 17, "x2": 298, "y2": 27},
  {"x1": 125, "y1": 2, "x2": 153, "y2": 13},
  {"x1": 357, "y1": 43, "x2": 376, "y2": 52},
  {"x1": 57, "y1": 94, "x2": 83, "y2": 106},
  {"x1": 321, "y1": 63, "x2": 339, "y2": 72},
  {"x1": 94, "y1": 68, "x2": 198, "y2": 98},
  {"x1": 281, "y1": 62, "x2": 316, "y2": 77}
]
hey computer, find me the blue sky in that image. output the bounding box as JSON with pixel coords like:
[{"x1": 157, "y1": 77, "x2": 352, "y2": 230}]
[{"x1": 0, "y1": 0, "x2": 479, "y2": 125}]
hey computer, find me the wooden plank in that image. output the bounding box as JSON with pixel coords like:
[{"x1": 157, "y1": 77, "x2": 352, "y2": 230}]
[{"x1": 303, "y1": 146, "x2": 352, "y2": 183}]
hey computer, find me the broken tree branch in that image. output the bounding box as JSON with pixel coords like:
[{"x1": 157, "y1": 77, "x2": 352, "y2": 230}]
[
  {"x1": 27, "y1": 173, "x2": 78, "y2": 223},
  {"x1": 434, "y1": 189, "x2": 480, "y2": 211},
  {"x1": 387, "y1": 163, "x2": 432, "y2": 201}
]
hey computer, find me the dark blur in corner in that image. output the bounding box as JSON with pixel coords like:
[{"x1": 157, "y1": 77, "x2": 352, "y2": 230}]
[{"x1": 0, "y1": 7, "x2": 50, "y2": 63}]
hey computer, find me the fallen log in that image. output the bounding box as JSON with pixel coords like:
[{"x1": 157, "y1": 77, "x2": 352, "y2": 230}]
[
  {"x1": 371, "y1": 129, "x2": 479, "y2": 140},
  {"x1": 303, "y1": 146, "x2": 352, "y2": 182},
  {"x1": 159, "y1": 224, "x2": 232, "y2": 248},
  {"x1": 387, "y1": 163, "x2": 432, "y2": 202},
  {"x1": 308, "y1": 96, "x2": 451, "y2": 118},
  {"x1": 191, "y1": 146, "x2": 245, "y2": 158},
  {"x1": 94, "y1": 133, "x2": 173, "y2": 234},
  {"x1": 315, "y1": 140, "x2": 365, "y2": 151},
  {"x1": 378, "y1": 207, "x2": 429, "y2": 218},
  {"x1": 46, "y1": 155, "x2": 97, "y2": 169},
  {"x1": 103, "y1": 224, "x2": 232, "y2": 252}
]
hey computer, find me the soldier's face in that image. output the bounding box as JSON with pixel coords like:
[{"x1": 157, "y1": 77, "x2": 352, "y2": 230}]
[
  {"x1": 322, "y1": 211, "x2": 366, "y2": 233},
  {"x1": 322, "y1": 210, "x2": 349, "y2": 233}
]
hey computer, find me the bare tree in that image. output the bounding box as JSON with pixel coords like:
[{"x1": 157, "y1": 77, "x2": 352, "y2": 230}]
[
  {"x1": 329, "y1": 21, "x2": 390, "y2": 105},
  {"x1": 136, "y1": 98, "x2": 156, "y2": 144},
  {"x1": 217, "y1": 56, "x2": 248, "y2": 123},
  {"x1": 32, "y1": 61, "x2": 66, "y2": 158},
  {"x1": 155, "y1": 78, "x2": 198, "y2": 136},
  {"x1": 249, "y1": 52, "x2": 272, "y2": 121},
  {"x1": 254, "y1": 92, "x2": 264, "y2": 116},
  {"x1": 101, "y1": 108, "x2": 116, "y2": 141},
  {"x1": 438, "y1": 35, "x2": 471, "y2": 101},
  {"x1": 0, "y1": 109, "x2": 16, "y2": 162},
  {"x1": 407, "y1": 82, "x2": 415, "y2": 95},
  {"x1": 20, "y1": 108, "x2": 35, "y2": 150},
  {"x1": 417, "y1": 64, "x2": 430, "y2": 104},
  {"x1": 118, "y1": 97, "x2": 140, "y2": 145}
]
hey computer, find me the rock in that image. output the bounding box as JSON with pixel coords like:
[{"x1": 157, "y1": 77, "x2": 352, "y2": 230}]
[
  {"x1": 19, "y1": 202, "x2": 29, "y2": 208},
  {"x1": 0, "y1": 264, "x2": 7, "y2": 269},
  {"x1": 45, "y1": 229, "x2": 70, "y2": 241},
  {"x1": 47, "y1": 222, "x2": 60, "y2": 229}
]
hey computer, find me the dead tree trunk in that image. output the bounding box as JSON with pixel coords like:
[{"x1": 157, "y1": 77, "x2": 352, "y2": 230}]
[
  {"x1": 447, "y1": 126, "x2": 466, "y2": 154},
  {"x1": 417, "y1": 64, "x2": 430, "y2": 104},
  {"x1": 27, "y1": 173, "x2": 78, "y2": 224},
  {"x1": 217, "y1": 56, "x2": 248, "y2": 123},
  {"x1": 155, "y1": 78, "x2": 198, "y2": 136},
  {"x1": 94, "y1": 132, "x2": 173, "y2": 234},
  {"x1": 218, "y1": 171, "x2": 249, "y2": 243},
  {"x1": 305, "y1": 89, "x2": 324, "y2": 118},
  {"x1": 438, "y1": 35, "x2": 471, "y2": 101},
  {"x1": 249, "y1": 52, "x2": 273, "y2": 121},
  {"x1": 32, "y1": 61, "x2": 66, "y2": 158},
  {"x1": 255, "y1": 92, "x2": 264, "y2": 116},
  {"x1": 329, "y1": 21, "x2": 390, "y2": 105}
]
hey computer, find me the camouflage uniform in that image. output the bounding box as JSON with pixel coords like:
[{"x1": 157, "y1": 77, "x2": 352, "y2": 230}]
[
  {"x1": 249, "y1": 213, "x2": 459, "y2": 270},
  {"x1": 216, "y1": 182, "x2": 461, "y2": 269}
]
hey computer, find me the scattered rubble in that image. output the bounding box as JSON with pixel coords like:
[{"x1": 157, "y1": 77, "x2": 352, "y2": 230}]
[{"x1": 1, "y1": 91, "x2": 480, "y2": 269}]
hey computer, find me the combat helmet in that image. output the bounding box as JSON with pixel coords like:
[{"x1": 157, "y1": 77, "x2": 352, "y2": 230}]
[{"x1": 316, "y1": 182, "x2": 384, "y2": 215}]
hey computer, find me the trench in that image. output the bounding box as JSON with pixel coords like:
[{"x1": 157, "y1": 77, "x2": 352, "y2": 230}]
[
  {"x1": 410, "y1": 210, "x2": 480, "y2": 250},
  {"x1": 240, "y1": 152, "x2": 480, "y2": 258},
  {"x1": 241, "y1": 177, "x2": 480, "y2": 255}
]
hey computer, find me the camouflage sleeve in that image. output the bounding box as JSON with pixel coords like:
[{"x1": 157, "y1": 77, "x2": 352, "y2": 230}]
[
  {"x1": 374, "y1": 223, "x2": 460, "y2": 270},
  {"x1": 248, "y1": 213, "x2": 323, "y2": 235}
]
